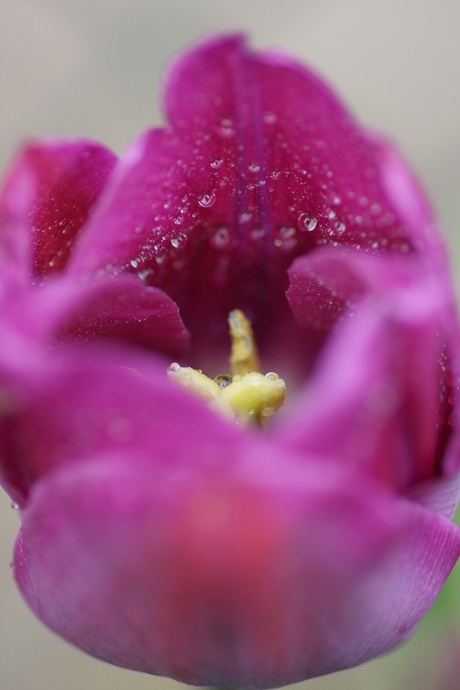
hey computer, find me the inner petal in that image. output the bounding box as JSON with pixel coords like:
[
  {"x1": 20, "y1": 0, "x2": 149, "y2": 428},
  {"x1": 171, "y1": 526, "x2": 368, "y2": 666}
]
[{"x1": 70, "y1": 36, "x2": 421, "y2": 381}]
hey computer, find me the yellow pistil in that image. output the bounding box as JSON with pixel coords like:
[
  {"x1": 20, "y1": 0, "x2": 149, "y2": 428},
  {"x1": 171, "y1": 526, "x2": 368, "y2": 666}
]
[{"x1": 168, "y1": 310, "x2": 286, "y2": 425}]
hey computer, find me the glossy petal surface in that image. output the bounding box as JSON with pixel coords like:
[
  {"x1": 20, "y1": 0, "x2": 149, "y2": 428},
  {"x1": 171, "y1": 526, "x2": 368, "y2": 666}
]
[
  {"x1": 69, "y1": 36, "x2": 433, "y2": 368},
  {"x1": 0, "y1": 139, "x2": 117, "y2": 278}
]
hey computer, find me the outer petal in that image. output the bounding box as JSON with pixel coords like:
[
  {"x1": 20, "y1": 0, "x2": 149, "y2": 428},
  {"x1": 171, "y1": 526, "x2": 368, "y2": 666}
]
[
  {"x1": 0, "y1": 138, "x2": 116, "y2": 279},
  {"x1": 14, "y1": 449, "x2": 460, "y2": 689},
  {"x1": 67, "y1": 35, "x2": 434, "y2": 363},
  {"x1": 0, "y1": 347, "x2": 236, "y2": 504},
  {"x1": 278, "y1": 273, "x2": 455, "y2": 491}
]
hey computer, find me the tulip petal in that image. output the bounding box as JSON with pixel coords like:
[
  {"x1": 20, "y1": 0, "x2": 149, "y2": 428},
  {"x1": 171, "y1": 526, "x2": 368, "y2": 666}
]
[
  {"x1": 14, "y1": 450, "x2": 460, "y2": 688},
  {"x1": 279, "y1": 274, "x2": 453, "y2": 491},
  {"x1": 0, "y1": 275, "x2": 189, "y2": 373},
  {"x1": 55, "y1": 275, "x2": 189, "y2": 355},
  {"x1": 68, "y1": 35, "x2": 431, "y2": 363},
  {"x1": 0, "y1": 348, "x2": 238, "y2": 504},
  {"x1": 0, "y1": 139, "x2": 116, "y2": 279}
]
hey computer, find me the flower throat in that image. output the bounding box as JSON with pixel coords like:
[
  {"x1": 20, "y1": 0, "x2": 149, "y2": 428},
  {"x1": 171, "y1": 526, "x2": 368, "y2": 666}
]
[{"x1": 168, "y1": 309, "x2": 286, "y2": 425}]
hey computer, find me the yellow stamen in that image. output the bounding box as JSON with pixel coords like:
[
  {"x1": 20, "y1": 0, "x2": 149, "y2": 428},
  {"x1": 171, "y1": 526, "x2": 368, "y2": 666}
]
[
  {"x1": 168, "y1": 311, "x2": 285, "y2": 425},
  {"x1": 228, "y1": 309, "x2": 260, "y2": 376}
]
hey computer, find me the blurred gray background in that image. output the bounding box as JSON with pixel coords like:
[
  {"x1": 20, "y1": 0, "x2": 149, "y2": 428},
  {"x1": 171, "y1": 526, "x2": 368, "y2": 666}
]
[{"x1": 0, "y1": 1, "x2": 459, "y2": 689}]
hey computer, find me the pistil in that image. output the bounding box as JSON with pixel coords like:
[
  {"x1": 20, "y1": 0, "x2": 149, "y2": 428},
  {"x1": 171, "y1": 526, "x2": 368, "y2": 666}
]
[{"x1": 168, "y1": 310, "x2": 285, "y2": 425}]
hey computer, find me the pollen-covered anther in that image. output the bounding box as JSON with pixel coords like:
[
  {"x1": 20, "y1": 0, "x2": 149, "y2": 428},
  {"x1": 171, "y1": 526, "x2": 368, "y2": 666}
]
[{"x1": 168, "y1": 311, "x2": 286, "y2": 425}]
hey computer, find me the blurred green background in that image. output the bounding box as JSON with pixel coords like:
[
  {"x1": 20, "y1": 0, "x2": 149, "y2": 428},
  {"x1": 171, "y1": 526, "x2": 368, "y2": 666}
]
[{"x1": 1, "y1": 1, "x2": 459, "y2": 688}]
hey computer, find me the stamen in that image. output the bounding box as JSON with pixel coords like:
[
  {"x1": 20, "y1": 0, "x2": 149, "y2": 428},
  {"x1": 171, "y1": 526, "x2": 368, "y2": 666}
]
[
  {"x1": 168, "y1": 310, "x2": 285, "y2": 425},
  {"x1": 228, "y1": 309, "x2": 260, "y2": 376}
]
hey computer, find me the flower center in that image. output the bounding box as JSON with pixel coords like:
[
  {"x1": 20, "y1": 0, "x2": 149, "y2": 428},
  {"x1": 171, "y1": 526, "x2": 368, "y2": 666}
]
[{"x1": 168, "y1": 309, "x2": 286, "y2": 425}]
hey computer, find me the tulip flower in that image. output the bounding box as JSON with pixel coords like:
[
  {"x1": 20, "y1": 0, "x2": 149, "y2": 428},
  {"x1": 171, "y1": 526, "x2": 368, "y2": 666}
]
[{"x1": 0, "y1": 34, "x2": 459, "y2": 689}]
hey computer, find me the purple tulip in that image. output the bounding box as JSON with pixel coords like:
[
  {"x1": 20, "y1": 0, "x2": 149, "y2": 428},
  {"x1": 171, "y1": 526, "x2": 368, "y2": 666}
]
[{"x1": 1, "y1": 34, "x2": 460, "y2": 689}]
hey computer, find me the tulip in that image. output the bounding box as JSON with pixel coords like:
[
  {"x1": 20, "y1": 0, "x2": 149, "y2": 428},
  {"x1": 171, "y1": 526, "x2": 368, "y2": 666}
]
[{"x1": 0, "y1": 34, "x2": 459, "y2": 689}]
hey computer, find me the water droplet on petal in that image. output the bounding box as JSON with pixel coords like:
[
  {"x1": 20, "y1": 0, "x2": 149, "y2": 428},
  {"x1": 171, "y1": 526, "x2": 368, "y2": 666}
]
[
  {"x1": 138, "y1": 267, "x2": 154, "y2": 281},
  {"x1": 171, "y1": 233, "x2": 187, "y2": 249},
  {"x1": 10, "y1": 501, "x2": 19, "y2": 510},
  {"x1": 248, "y1": 162, "x2": 260, "y2": 173},
  {"x1": 334, "y1": 220, "x2": 346, "y2": 234},
  {"x1": 174, "y1": 215, "x2": 184, "y2": 226},
  {"x1": 239, "y1": 212, "x2": 252, "y2": 224},
  {"x1": 218, "y1": 118, "x2": 235, "y2": 138},
  {"x1": 210, "y1": 158, "x2": 223, "y2": 169},
  {"x1": 169, "y1": 362, "x2": 181, "y2": 372},
  {"x1": 198, "y1": 191, "x2": 216, "y2": 208},
  {"x1": 251, "y1": 227, "x2": 265, "y2": 240},
  {"x1": 298, "y1": 213, "x2": 317, "y2": 232},
  {"x1": 210, "y1": 226, "x2": 231, "y2": 249},
  {"x1": 279, "y1": 226, "x2": 296, "y2": 239}
]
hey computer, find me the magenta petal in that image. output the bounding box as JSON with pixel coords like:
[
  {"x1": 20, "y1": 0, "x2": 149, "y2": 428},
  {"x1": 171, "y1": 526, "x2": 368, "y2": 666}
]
[
  {"x1": 0, "y1": 138, "x2": 116, "y2": 278},
  {"x1": 278, "y1": 282, "x2": 453, "y2": 490},
  {"x1": 0, "y1": 275, "x2": 189, "y2": 369},
  {"x1": 55, "y1": 275, "x2": 189, "y2": 355},
  {"x1": 14, "y1": 452, "x2": 460, "y2": 688},
  {"x1": 287, "y1": 245, "x2": 420, "y2": 334},
  {"x1": 68, "y1": 35, "x2": 430, "y2": 362},
  {"x1": 0, "y1": 348, "x2": 239, "y2": 504}
]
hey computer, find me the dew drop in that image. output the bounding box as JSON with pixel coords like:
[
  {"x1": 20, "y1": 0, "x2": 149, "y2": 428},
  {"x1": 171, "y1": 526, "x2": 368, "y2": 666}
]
[
  {"x1": 218, "y1": 118, "x2": 234, "y2": 138},
  {"x1": 248, "y1": 162, "x2": 261, "y2": 173},
  {"x1": 250, "y1": 227, "x2": 265, "y2": 240},
  {"x1": 138, "y1": 267, "x2": 154, "y2": 281},
  {"x1": 260, "y1": 405, "x2": 275, "y2": 418},
  {"x1": 10, "y1": 501, "x2": 19, "y2": 510},
  {"x1": 130, "y1": 259, "x2": 139, "y2": 269},
  {"x1": 171, "y1": 233, "x2": 187, "y2": 249},
  {"x1": 169, "y1": 362, "x2": 181, "y2": 372},
  {"x1": 198, "y1": 191, "x2": 216, "y2": 208},
  {"x1": 298, "y1": 213, "x2": 317, "y2": 232},
  {"x1": 210, "y1": 226, "x2": 231, "y2": 249},
  {"x1": 174, "y1": 215, "x2": 184, "y2": 226},
  {"x1": 265, "y1": 372, "x2": 279, "y2": 381},
  {"x1": 210, "y1": 158, "x2": 223, "y2": 169},
  {"x1": 270, "y1": 170, "x2": 281, "y2": 179},
  {"x1": 334, "y1": 220, "x2": 346, "y2": 234},
  {"x1": 214, "y1": 374, "x2": 233, "y2": 389},
  {"x1": 279, "y1": 226, "x2": 296, "y2": 239},
  {"x1": 155, "y1": 253, "x2": 166, "y2": 265},
  {"x1": 239, "y1": 212, "x2": 252, "y2": 224}
]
